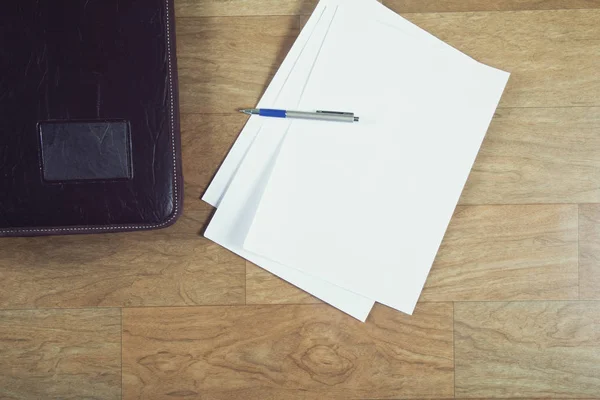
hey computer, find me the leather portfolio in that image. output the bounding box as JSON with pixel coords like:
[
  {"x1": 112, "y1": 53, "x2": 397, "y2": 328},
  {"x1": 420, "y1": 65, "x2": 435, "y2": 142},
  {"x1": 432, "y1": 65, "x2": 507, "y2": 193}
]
[{"x1": 0, "y1": 0, "x2": 183, "y2": 236}]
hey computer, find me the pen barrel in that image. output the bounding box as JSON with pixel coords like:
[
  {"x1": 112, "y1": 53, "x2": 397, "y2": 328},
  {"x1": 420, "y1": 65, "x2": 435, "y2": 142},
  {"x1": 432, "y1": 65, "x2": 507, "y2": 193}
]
[{"x1": 285, "y1": 111, "x2": 356, "y2": 123}]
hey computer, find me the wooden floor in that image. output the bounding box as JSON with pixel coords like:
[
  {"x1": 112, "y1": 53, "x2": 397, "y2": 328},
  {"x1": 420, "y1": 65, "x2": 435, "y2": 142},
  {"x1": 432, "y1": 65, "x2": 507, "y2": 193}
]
[{"x1": 2, "y1": 0, "x2": 600, "y2": 399}]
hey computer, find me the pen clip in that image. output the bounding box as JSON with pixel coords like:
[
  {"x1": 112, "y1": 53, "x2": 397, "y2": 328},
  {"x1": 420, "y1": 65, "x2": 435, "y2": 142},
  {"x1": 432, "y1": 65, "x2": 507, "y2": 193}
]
[{"x1": 316, "y1": 110, "x2": 355, "y2": 116}]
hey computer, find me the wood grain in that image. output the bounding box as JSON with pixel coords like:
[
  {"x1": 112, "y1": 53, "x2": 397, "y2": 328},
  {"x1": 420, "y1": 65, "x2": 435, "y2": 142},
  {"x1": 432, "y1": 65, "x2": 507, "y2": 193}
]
[
  {"x1": 181, "y1": 113, "x2": 248, "y2": 204},
  {"x1": 173, "y1": 0, "x2": 600, "y2": 17},
  {"x1": 422, "y1": 205, "x2": 578, "y2": 301},
  {"x1": 384, "y1": 0, "x2": 600, "y2": 13},
  {"x1": 401, "y1": 10, "x2": 600, "y2": 108},
  {"x1": 177, "y1": 10, "x2": 600, "y2": 112},
  {"x1": 455, "y1": 301, "x2": 600, "y2": 397},
  {"x1": 176, "y1": 0, "x2": 318, "y2": 17},
  {"x1": 2, "y1": 2, "x2": 600, "y2": 398},
  {"x1": 461, "y1": 108, "x2": 600, "y2": 204},
  {"x1": 0, "y1": 114, "x2": 250, "y2": 310},
  {"x1": 246, "y1": 262, "x2": 321, "y2": 304},
  {"x1": 248, "y1": 205, "x2": 578, "y2": 304},
  {"x1": 579, "y1": 205, "x2": 600, "y2": 299},
  {"x1": 0, "y1": 218, "x2": 244, "y2": 308},
  {"x1": 176, "y1": 16, "x2": 301, "y2": 114},
  {"x1": 123, "y1": 303, "x2": 453, "y2": 400},
  {"x1": 174, "y1": 0, "x2": 388, "y2": 17},
  {"x1": 0, "y1": 309, "x2": 121, "y2": 400}
]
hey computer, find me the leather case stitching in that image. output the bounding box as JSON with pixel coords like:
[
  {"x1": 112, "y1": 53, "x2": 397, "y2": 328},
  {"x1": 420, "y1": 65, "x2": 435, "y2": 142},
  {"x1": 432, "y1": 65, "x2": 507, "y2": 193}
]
[{"x1": 0, "y1": 0, "x2": 179, "y2": 235}]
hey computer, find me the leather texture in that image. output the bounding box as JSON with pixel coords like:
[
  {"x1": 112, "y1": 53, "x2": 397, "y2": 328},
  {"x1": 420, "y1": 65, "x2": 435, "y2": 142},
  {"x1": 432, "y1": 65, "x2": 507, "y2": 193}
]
[
  {"x1": 40, "y1": 120, "x2": 133, "y2": 182},
  {"x1": 0, "y1": 0, "x2": 182, "y2": 236}
]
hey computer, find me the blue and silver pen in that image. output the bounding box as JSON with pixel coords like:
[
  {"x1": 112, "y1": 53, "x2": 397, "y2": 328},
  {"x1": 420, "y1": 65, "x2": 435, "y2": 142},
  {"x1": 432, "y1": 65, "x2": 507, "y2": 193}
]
[{"x1": 239, "y1": 108, "x2": 359, "y2": 123}]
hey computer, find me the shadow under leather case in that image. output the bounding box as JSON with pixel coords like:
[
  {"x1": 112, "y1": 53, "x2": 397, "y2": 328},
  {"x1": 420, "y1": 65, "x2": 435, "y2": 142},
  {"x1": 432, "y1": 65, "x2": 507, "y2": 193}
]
[{"x1": 0, "y1": 0, "x2": 183, "y2": 236}]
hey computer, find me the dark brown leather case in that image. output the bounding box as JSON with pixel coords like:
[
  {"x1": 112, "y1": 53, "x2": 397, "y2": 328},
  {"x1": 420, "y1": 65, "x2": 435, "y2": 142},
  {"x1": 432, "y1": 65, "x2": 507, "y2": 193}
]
[{"x1": 0, "y1": 0, "x2": 183, "y2": 236}]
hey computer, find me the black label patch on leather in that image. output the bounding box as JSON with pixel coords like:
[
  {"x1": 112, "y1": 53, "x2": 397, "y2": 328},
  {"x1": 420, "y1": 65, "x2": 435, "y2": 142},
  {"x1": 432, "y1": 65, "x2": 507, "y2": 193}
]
[{"x1": 39, "y1": 120, "x2": 133, "y2": 182}]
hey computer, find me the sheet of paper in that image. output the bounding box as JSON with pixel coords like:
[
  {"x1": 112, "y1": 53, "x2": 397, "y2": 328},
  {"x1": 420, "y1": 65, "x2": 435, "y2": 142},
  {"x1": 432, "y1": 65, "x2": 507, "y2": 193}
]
[
  {"x1": 204, "y1": 4, "x2": 375, "y2": 321},
  {"x1": 204, "y1": 120, "x2": 374, "y2": 322},
  {"x1": 243, "y1": 5, "x2": 510, "y2": 314},
  {"x1": 202, "y1": 0, "x2": 331, "y2": 207},
  {"x1": 202, "y1": 0, "x2": 466, "y2": 207}
]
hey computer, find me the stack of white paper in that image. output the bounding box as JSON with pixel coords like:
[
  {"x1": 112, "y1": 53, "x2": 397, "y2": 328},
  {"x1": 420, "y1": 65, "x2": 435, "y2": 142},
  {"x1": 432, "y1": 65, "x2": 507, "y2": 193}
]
[{"x1": 203, "y1": 0, "x2": 510, "y2": 322}]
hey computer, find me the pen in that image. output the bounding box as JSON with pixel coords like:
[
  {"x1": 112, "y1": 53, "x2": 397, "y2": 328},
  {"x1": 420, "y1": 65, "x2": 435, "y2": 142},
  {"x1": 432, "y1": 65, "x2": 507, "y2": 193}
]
[{"x1": 239, "y1": 108, "x2": 359, "y2": 123}]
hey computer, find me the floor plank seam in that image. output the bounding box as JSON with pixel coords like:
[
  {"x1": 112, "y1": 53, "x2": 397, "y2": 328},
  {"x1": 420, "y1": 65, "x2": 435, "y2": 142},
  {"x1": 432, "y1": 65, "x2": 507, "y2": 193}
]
[
  {"x1": 396, "y1": 7, "x2": 600, "y2": 15},
  {"x1": 452, "y1": 302, "x2": 456, "y2": 398},
  {"x1": 121, "y1": 307, "x2": 124, "y2": 400},
  {"x1": 578, "y1": 204, "x2": 581, "y2": 300},
  {"x1": 173, "y1": 7, "x2": 600, "y2": 19},
  {"x1": 0, "y1": 306, "x2": 122, "y2": 312},
  {"x1": 5, "y1": 299, "x2": 600, "y2": 313}
]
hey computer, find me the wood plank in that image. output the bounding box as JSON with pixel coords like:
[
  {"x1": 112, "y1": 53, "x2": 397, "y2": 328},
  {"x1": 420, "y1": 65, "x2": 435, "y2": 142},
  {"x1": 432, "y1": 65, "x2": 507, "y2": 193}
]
[
  {"x1": 404, "y1": 9, "x2": 600, "y2": 108},
  {"x1": 176, "y1": 16, "x2": 301, "y2": 114},
  {"x1": 579, "y1": 204, "x2": 600, "y2": 299},
  {"x1": 246, "y1": 205, "x2": 577, "y2": 304},
  {"x1": 461, "y1": 108, "x2": 600, "y2": 204},
  {"x1": 176, "y1": 11, "x2": 600, "y2": 112},
  {"x1": 181, "y1": 113, "x2": 248, "y2": 203},
  {"x1": 0, "y1": 309, "x2": 121, "y2": 400},
  {"x1": 0, "y1": 214, "x2": 244, "y2": 308},
  {"x1": 175, "y1": 0, "x2": 388, "y2": 17},
  {"x1": 191, "y1": 111, "x2": 600, "y2": 209},
  {"x1": 246, "y1": 262, "x2": 321, "y2": 304},
  {"x1": 422, "y1": 205, "x2": 578, "y2": 301},
  {"x1": 282, "y1": 9, "x2": 600, "y2": 111},
  {"x1": 0, "y1": 112, "x2": 250, "y2": 310},
  {"x1": 455, "y1": 301, "x2": 600, "y2": 397},
  {"x1": 123, "y1": 303, "x2": 454, "y2": 399},
  {"x1": 174, "y1": 0, "x2": 600, "y2": 17},
  {"x1": 384, "y1": 0, "x2": 600, "y2": 13},
  {"x1": 183, "y1": 113, "x2": 319, "y2": 305},
  {"x1": 176, "y1": 0, "x2": 318, "y2": 17}
]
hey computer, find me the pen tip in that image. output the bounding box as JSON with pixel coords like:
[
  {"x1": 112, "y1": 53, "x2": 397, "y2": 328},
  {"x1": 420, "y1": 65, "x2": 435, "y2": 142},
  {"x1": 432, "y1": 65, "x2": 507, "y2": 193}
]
[{"x1": 239, "y1": 109, "x2": 258, "y2": 116}]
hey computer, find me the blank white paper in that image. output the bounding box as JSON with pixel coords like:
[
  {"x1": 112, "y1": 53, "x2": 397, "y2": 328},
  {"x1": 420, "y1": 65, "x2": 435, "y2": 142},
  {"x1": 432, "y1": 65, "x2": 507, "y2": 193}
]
[
  {"x1": 204, "y1": 119, "x2": 374, "y2": 321},
  {"x1": 202, "y1": 0, "x2": 331, "y2": 207},
  {"x1": 203, "y1": 3, "x2": 375, "y2": 321},
  {"x1": 202, "y1": 0, "x2": 461, "y2": 207},
  {"x1": 243, "y1": 5, "x2": 510, "y2": 314}
]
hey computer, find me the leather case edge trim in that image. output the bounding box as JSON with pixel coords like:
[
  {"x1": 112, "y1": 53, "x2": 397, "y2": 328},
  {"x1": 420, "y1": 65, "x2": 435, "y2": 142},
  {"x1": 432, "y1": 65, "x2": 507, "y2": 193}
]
[{"x1": 0, "y1": 0, "x2": 182, "y2": 237}]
